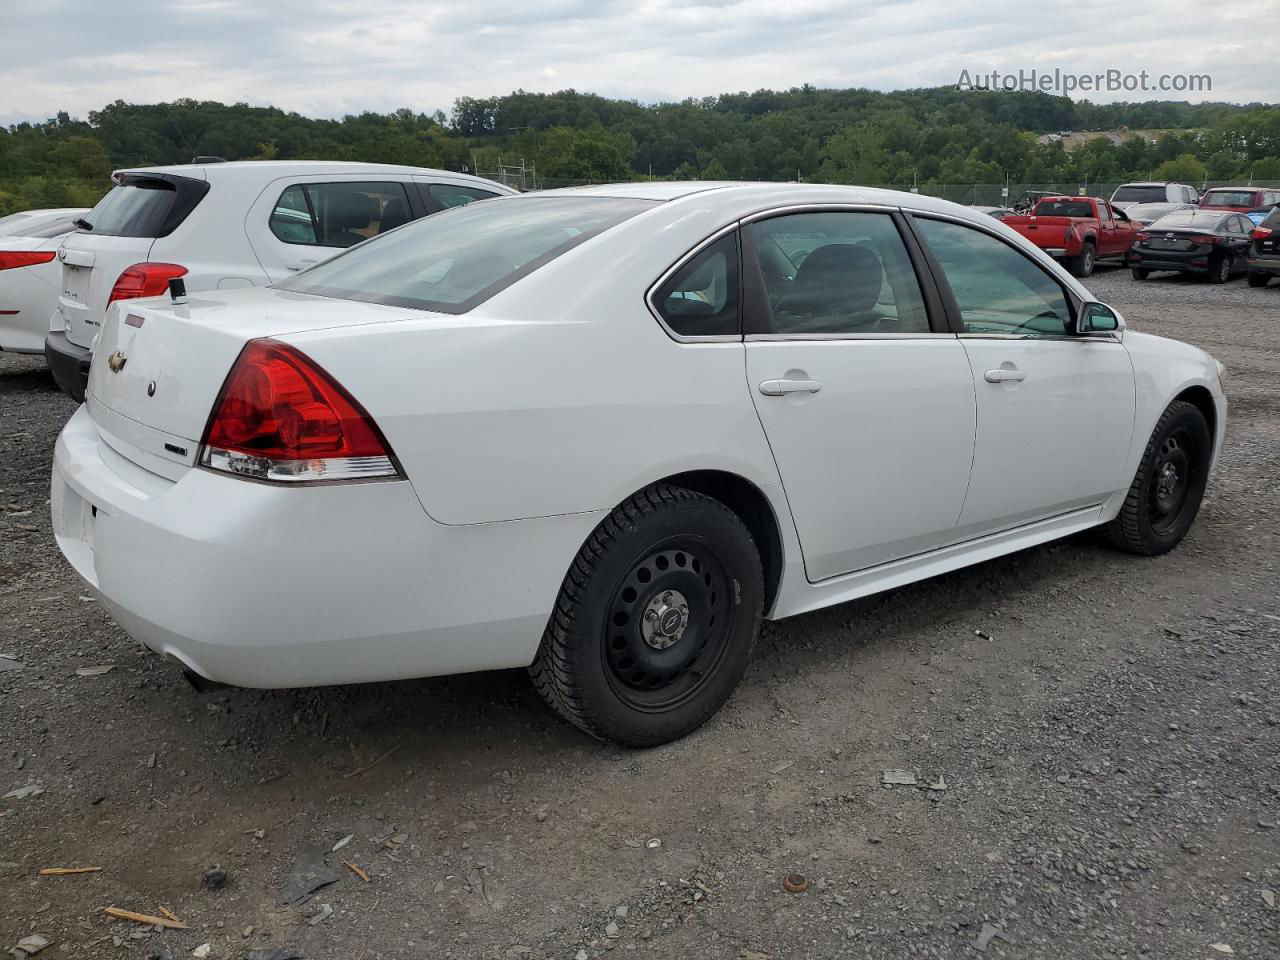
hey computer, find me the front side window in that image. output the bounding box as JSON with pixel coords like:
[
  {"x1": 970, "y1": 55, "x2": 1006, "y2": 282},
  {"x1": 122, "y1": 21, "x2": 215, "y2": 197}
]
[
  {"x1": 746, "y1": 211, "x2": 930, "y2": 335},
  {"x1": 277, "y1": 195, "x2": 654, "y2": 314},
  {"x1": 916, "y1": 217, "x2": 1073, "y2": 337},
  {"x1": 653, "y1": 232, "x2": 738, "y2": 337},
  {"x1": 429, "y1": 184, "x2": 500, "y2": 209},
  {"x1": 269, "y1": 181, "x2": 413, "y2": 248}
]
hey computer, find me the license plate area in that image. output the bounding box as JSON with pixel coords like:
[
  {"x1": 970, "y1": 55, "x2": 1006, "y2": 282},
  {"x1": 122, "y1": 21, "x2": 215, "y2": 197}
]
[{"x1": 62, "y1": 264, "x2": 89, "y2": 302}]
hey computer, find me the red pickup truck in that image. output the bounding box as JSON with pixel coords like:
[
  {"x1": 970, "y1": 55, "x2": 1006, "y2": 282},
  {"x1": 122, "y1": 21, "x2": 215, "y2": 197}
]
[{"x1": 1001, "y1": 196, "x2": 1141, "y2": 277}]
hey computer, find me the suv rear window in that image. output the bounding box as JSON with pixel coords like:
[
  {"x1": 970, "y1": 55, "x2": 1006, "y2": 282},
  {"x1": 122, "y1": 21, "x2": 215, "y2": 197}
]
[
  {"x1": 277, "y1": 195, "x2": 653, "y2": 314},
  {"x1": 1112, "y1": 186, "x2": 1168, "y2": 203},
  {"x1": 80, "y1": 175, "x2": 209, "y2": 238},
  {"x1": 1201, "y1": 190, "x2": 1258, "y2": 207}
]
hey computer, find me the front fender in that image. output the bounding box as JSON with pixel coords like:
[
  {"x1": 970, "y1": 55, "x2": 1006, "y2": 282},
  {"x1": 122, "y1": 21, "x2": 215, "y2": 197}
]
[{"x1": 1104, "y1": 331, "x2": 1227, "y2": 516}]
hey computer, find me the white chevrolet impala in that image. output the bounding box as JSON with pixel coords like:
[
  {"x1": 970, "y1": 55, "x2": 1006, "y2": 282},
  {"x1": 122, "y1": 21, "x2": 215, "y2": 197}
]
[{"x1": 51, "y1": 183, "x2": 1226, "y2": 746}]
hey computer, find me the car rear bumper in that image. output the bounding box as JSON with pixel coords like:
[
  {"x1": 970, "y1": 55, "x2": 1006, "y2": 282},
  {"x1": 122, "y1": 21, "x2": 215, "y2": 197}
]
[
  {"x1": 1125, "y1": 250, "x2": 1211, "y2": 273},
  {"x1": 45, "y1": 331, "x2": 91, "y2": 401},
  {"x1": 51, "y1": 406, "x2": 601, "y2": 689},
  {"x1": 1247, "y1": 252, "x2": 1280, "y2": 275}
]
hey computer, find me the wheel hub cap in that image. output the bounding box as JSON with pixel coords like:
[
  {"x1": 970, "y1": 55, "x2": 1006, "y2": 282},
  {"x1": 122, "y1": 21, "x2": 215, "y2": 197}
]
[
  {"x1": 642, "y1": 590, "x2": 689, "y2": 650},
  {"x1": 1156, "y1": 461, "x2": 1180, "y2": 499}
]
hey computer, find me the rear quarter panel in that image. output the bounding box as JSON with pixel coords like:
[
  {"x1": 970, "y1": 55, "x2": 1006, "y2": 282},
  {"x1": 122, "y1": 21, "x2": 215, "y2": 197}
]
[{"x1": 280, "y1": 202, "x2": 788, "y2": 527}]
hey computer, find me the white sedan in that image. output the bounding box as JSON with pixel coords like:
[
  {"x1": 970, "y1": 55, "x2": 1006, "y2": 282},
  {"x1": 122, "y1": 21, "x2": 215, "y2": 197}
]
[
  {"x1": 51, "y1": 183, "x2": 1226, "y2": 746},
  {"x1": 0, "y1": 208, "x2": 89, "y2": 354}
]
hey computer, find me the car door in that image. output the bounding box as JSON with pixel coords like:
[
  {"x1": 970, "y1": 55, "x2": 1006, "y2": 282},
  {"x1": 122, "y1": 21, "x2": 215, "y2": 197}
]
[
  {"x1": 1226, "y1": 215, "x2": 1254, "y2": 266},
  {"x1": 246, "y1": 177, "x2": 424, "y2": 283},
  {"x1": 741, "y1": 208, "x2": 977, "y2": 581},
  {"x1": 910, "y1": 214, "x2": 1135, "y2": 538}
]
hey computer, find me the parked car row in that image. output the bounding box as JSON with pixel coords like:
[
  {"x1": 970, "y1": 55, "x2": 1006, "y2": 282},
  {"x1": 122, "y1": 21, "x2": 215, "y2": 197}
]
[
  {"x1": 27, "y1": 174, "x2": 1227, "y2": 746},
  {"x1": 975, "y1": 185, "x2": 1280, "y2": 285}
]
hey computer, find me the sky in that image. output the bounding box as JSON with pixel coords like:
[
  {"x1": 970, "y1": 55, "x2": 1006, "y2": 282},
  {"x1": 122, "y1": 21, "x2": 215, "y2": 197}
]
[{"x1": 1, "y1": 0, "x2": 1274, "y2": 126}]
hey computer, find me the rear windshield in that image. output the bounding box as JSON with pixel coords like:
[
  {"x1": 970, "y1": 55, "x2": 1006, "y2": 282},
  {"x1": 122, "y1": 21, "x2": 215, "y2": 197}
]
[
  {"x1": 1201, "y1": 190, "x2": 1257, "y2": 207},
  {"x1": 277, "y1": 195, "x2": 655, "y2": 314},
  {"x1": 1034, "y1": 200, "x2": 1094, "y2": 217},
  {"x1": 1150, "y1": 211, "x2": 1224, "y2": 230},
  {"x1": 79, "y1": 175, "x2": 207, "y2": 238},
  {"x1": 1112, "y1": 186, "x2": 1168, "y2": 203}
]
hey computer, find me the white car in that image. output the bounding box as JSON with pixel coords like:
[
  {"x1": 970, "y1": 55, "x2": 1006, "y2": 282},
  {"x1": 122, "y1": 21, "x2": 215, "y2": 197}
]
[
  {"x1": 0, "y1": 208, "x2": 90, "y2": 238},
  {"x1": 1109, "y1": 181, "x2": 1200, "y2": 211},
  {"x1": 50, "y1": 182, "x2": 1227, "y2": 746},
  {"x1": 46, "y1": 161, "x2": 514, "y2": 400},
  {"x1": 0, "y1": 209, "x2": 89, "y2": 354}
]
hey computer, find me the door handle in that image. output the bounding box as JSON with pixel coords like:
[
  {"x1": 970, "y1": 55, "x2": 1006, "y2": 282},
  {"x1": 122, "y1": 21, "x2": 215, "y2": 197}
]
[
  {"x1": 759, "y1": 378, "x2": 823, "y2": 396},
  {"x1": 984, "y1": 368, "x2": 1026, "y2": 383}
]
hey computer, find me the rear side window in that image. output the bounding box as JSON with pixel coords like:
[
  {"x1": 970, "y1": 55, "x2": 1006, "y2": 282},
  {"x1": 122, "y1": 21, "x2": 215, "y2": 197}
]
[
  {"x1": 277, "y1": 195, "x2": 654, "y2": 314},
  {"x1": 429, "y1": 184, "x2": 500, "y2": 209},
  {"x1": 653, "y1": 233, "x2": 739, "y2": 337},
  {"x1": 269, "y1": 181, "x2": 413, "y2": 248},
  {"x1": 747, "y1": 211, "x2": 930, "y2": 335},
  {"x1": 81, "y1": 175, "x2": 208, "y2": 238}
]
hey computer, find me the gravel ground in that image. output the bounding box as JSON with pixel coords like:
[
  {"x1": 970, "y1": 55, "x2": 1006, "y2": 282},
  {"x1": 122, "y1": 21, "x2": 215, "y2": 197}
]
[{"x1": 2, "y1": 270, "x2": 1278, "y2": 960}]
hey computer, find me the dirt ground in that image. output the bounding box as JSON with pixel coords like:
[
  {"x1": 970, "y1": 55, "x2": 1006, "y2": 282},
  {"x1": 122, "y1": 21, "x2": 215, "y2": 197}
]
[{"x1": 2, "y1": 267, "x2": 1278, "y2": 960}]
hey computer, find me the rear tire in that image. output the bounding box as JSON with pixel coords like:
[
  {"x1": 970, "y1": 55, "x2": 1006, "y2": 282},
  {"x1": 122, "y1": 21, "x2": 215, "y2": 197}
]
[
  {"x1": 1130, "y1": 268, "x2": 1149, "y2": 281},
  {"x1": 529, "y1": 484, "x2": 764, "y2": 747},
  {"x1": 1248, "y1": 271, "x2": 1270, "y2": 288},
  {"x1": 1102, "y1": 400, "x2": 1211, "y2": 556},
  {"x1": 1208, "y1": 254, "x2": 1231, "y2": 284},
  {"x1": 1070, "y1": 242, "x2": 1096, "y2": 278}
]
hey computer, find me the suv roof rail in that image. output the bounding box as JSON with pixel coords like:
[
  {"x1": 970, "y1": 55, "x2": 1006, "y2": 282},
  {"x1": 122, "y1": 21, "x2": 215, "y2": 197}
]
[{"x1": 192, "y1": 156, "x2": 226, "y2": 164}]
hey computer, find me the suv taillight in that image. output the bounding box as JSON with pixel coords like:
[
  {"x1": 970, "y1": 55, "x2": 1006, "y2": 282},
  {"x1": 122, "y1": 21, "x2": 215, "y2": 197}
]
[
  {"x1": 107, "y1": 262, "x2": 188, "y2": 305},
  {"x1": 1253, "y1": 226, "x2": 1274, "y2": 240},
  {"x1": 0, "y1": 251, "x2": 56, "y2": 270},
  {"x1": 199, "y1": 339, "x2": 400, "y2": 483}
]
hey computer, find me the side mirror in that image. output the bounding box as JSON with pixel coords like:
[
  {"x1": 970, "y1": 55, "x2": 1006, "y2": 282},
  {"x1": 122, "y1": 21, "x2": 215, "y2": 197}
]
[{"x1": 1076, "y1": 301, "x2": 1125, "y2": 335}]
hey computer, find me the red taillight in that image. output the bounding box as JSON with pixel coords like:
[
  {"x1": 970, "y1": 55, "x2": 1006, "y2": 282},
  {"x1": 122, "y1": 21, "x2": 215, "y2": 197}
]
[
  {"x1": 106, "y1": 262, "x2": 187, "y2": 305},
  {"x1": 1188, "y1": 235, "x2": 1221, "y2": 245},
  {"x1": 199, "y1": 339, "x2": 399, "y2": 483},
  {"x1": 1136, "y1": 231, "x2": 1150, "y2": 242},
  {"x1": 1253, "y1": 227, "x2": 1274, "y2": 240},
  {"x1": 0, "y1": 251, "x2": 56, "y2": 270}
]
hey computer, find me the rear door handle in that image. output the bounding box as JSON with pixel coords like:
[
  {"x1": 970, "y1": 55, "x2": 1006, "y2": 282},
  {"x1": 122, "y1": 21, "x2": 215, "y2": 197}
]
[
  {"x1": 759, "y1": 378, "x2": 823, "y2": 396},
  {"x1": 984, "y1": 368, "x2": 1026, "y2": 383}
]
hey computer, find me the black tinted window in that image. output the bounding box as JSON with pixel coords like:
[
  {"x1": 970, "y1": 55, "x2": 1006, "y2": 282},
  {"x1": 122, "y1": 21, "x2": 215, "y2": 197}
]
[
  {"x1": 747, "y1": 212, "x2": 930, "y2": 335},
  {"x1": 1035, "y1": 200, "x2": 1094, "y2": 217},
  {"x1": 269, "y1": 181, "x2": 414, "y2": 248},
  {"x1": 654, "y1": 233, "x2": 739, "y2": 337},
  {"x1": 83, "y1": 181, "x2": 180, "y2": 237},
  {"x1": 429, "y1": 184, "x2": 500, "y2": 209},
  {"x1": 278, "y1": 195, "x2": 653, "y2": 314},
  {"x1": 1113, "y1": 186, "x2": 1168, "y2": 203}
]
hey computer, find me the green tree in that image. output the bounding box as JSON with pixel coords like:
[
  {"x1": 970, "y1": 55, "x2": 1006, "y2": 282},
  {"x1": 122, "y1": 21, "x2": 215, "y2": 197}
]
[{"x1": 1153, "y1": 153, "x2": 1209, "y2": 184}]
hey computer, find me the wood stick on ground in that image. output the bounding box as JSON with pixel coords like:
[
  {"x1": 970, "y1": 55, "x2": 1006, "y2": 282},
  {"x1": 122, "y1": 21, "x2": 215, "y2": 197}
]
[
  {"x1": 158, "y1": 905, "x2": 183, "y2": 924},
  {"x1": 102, "y1": 907, "x2": 187, "y2": 929},
  {"x1": 38, "y1": 866, "x2": 102, "y2": 876},
  {"x1": 341, "y1": 745, "x2": 399, "y2": 780},
  {"x1": 344, "y1": 860, "x2": 370, "y2": 883}
]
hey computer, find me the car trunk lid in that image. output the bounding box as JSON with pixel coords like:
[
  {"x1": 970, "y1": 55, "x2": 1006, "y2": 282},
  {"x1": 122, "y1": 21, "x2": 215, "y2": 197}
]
[{"x1": 85, "y1": 286, "x2": 423, "y2": 475}]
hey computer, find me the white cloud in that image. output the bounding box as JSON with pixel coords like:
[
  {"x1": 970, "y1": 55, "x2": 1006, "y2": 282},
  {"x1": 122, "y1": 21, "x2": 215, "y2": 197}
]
[{"x1": 0, "y1": 0, "x2": 1273, "y2": 126}]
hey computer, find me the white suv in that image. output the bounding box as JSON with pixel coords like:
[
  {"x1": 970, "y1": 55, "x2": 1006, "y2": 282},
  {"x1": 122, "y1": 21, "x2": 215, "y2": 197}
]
[
  {"x1": 46, "y1": 161, "x2": 513, "y2": 399},
  {"x1": 1109, "y1": 181, "x2": 1199, "y2": 211}
]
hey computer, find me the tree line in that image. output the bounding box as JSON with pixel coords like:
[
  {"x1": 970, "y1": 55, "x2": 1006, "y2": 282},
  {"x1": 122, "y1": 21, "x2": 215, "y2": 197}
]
[{"x1": 2, "y1": 87, "x2": 1278, "y2": 215}]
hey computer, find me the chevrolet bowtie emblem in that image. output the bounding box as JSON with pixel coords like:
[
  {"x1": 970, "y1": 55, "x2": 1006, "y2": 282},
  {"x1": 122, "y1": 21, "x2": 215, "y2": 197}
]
[{"x1": 107, "y1": 350, "x2": 127, "y2": 373}]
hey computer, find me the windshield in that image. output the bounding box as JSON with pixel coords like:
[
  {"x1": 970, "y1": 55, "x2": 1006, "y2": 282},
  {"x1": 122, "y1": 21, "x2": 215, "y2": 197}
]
[
  {"x1": 1112, "y1": 186, "x2": 1168, "y2": 203},
  {"x1": 1034, "y1": 200, "x2": 1094, "y2": 217},
  {"x1": 1201, "y1": 190, "x2": 1257, "y2": 207},
  {"x1": 277, "y1": 195, "x2": 655, "y2": 314}
]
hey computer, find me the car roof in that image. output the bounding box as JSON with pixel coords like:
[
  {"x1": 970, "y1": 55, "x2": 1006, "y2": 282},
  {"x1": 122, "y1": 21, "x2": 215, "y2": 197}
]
[
  {"x1": 1117, "y1": 181, "x2": 1178, "y2": 187},
  {"x1": 1202, "y1": 186, "x2": 1260, "y2": 193},
  {"x1": 532, "y1": 181, "x2": 1001, "y2": 216},
  {"x1": 111, "y1": 160, "x2": 509, "y2": 191}
]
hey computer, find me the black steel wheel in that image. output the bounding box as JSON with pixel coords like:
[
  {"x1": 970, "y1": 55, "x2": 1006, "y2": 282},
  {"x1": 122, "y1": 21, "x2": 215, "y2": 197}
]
[
  {"x1": 1103, "y1": 400, "x2": 1211, "y2": 555},
  {"x1": 530, "y1": 484, "x2": 764, "y2": 746},
  {"x1": 1209, "y1": 253, "x2": 1231, "y2": 284}
]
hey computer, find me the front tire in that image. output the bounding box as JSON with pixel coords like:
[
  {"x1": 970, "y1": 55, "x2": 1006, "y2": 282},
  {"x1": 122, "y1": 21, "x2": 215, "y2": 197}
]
[
  {"x1": 1070, "y1": 242, "x2": 1096, "y2": 278},
  {"x1": 1103, "y1": 400, "x2": 1211, "y2": 556},
  {"x1": 529, "y1": 484, "x2": 764, "y2": 747}
]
